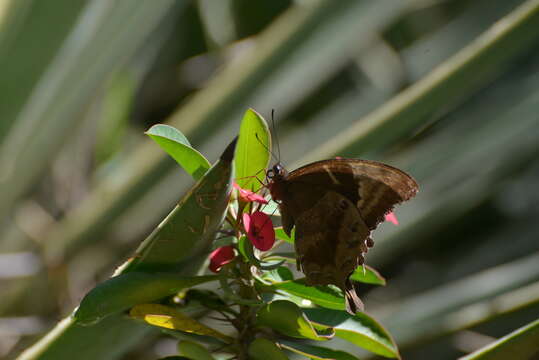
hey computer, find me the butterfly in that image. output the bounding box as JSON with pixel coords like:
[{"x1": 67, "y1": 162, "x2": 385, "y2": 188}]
[{"x1": 267, "y1": 158, "x2": 418, "y2": 314}]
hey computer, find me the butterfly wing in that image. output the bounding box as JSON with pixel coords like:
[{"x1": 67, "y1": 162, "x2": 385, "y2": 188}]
[
  {"x1": 285, "y1": 158, "x2": 418, "y2": 230},
  {"x1": 294, "y1": 190, "x2": 368, "y2": 314},
  {"x1": 272, "y1": 158, "x2": 417, "y2": 314}
]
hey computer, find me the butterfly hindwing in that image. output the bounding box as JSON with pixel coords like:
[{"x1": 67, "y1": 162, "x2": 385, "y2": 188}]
[{"x1": 294, "y1": 191, "x2": 368, "y2": 313}]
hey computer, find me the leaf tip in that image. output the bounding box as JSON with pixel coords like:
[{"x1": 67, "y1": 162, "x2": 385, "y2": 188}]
[{"x1": 221, "y1": 136, "x2": 238, "y2": 162}]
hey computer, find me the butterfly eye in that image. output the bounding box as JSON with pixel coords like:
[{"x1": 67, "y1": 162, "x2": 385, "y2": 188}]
[{"x1": 267, "y1": 169, "x2": 275, "y2": 178}]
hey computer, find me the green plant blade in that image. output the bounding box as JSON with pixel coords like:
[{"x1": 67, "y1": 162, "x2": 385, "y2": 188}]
[
  {"x1": 271, "y1": 279, "x2": 345, "y2": 311},
  {"x1": 121, "y1": 138, "x2": 236, "y2": 272},
  {"x1": 279, "y1": 340, "x2": 359, "y2": 360},
  {"x1": 146, "y1": 124, "x2": 210, "y2": 180},
  {"x1": 275, "y1": 227, "x2": 294, "y2": 243},
  {"x1": 256, "y1": 300, "x2": 334, "y2": 341},
  {"x1": 74, "y1": 273, "x2": 218, "y2": 325},
  {"x1": 18, "y1": 138, "x2": 237, "y2": 360},
  {"x1": 349, "y1": 265, "x2": 386, "y2": 286},
  {"x1": 263, "y1": 266, "x2": 295, "y2": 282},
  {"x1": 304, "y1": 308, "x2": 400, "y2": 359},
  {"x1": 177, "y1": 340, "x2": 216, "y2": 360},
  {"x1": 248, "y1": 338, "x2": 289, "y2": 360},
  {"x1": 458, "y1": 319, "x2": 539, "y2": 360},
  {"x1": 130, "y1": 304, "x2": 233, "y2": 344},
  {"x1": 235, "y1": 108, "x2": 271, "y2": 191}
]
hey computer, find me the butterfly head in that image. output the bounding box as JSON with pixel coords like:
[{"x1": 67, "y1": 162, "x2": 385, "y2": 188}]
[
  {"x1": 266, "y1": 163, "x2": 288, "y2": 201},
  {"x1": 266, "y1": 163, "x2": 287, "y2": 181}
]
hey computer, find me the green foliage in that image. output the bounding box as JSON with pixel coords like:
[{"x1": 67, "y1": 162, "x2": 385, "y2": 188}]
[
  {"x1": 248, "y1": 338, "x2": 289, "y2": 360},
  {"x1": 257, "y1": 300, "x2": 335, "y2": 341},
  {"x1": 178, "y1": 340, "x2": 216, "y2": 360},
  {"x1": 459, "y1": 319, "x2": 539, "y2": 360},
  {"x1": 74, "y1": 273, "x2": 218, "y2": 325},
  {"x1": 70, "y1": 111, "x2": 399, "y2": 359},
  {"x1": 146, "y1": 124, "x2": 211, "y2": 180},
  {"x1": 304, "y1": 309, "x2": 399, "y2": 358},
  {"x1": 235, "y1": 108, "x2": 271, "y2": 191},
  {"x1": 130, "y1": 304, "x2": 233, "y2": 344},
  {"x1": 7, "y1": 1, "x2": 539, "y2": 360}
]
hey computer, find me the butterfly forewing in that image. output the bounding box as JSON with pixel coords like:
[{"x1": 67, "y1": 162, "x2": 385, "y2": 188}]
[{"x1": 285, "y1": 159, "x2": 418, "y2": 229}]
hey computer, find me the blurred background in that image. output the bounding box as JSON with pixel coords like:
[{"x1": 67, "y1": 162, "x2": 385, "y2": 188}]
[{"x1": 1, "y1": 0, "x2": 539, "y2": 359}]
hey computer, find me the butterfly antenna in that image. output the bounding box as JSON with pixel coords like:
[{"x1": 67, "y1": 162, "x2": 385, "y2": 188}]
[
  {"x1": 255, "y1": 132, "x2": 279, "y2": 163},
  {"x1": 271, "y1": 109, "x2": 282, "y2": 163}
]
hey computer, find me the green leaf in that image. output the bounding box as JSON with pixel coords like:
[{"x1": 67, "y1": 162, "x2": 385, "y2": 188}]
[
  {"x1": 256, "y1": 300, "x2": 334, "y2": 341},
  {"x1": 156, "y1": 356, "x2": 191, "y2": 360},
  {"x1": 74, "y1": 272, "x2": 218, "y2": 325},
  {"x1": 238, "y1": 235, "x2": 286, "y2": 270},
  {"x1": 235, "y1": 108, "x2": 271, "y2": 191},
  {"x1": 130, "y1": 304, "x2": 233, "y2": 343},
  {"x1": 304, "y1": 308, "x2": 400, "y2": 359},
  {"x1": 349, "y1": 265, "x2": 386, "y2": 286},
  {"x1": 271, "y1": 279, "x2": 345, "y2": 311},
  {"x1": 279, "y1": 340, "x2": 359, "y2": 360},
  {"x1": 263, "y1": 266, "x2": 294, "y2": 282},
  {"x1": 146, "y1": 124, "x2": 210, "y2": 180},
  {"x1": 162, "y1": 328, "x2": 226, "y2": 347},
  {"x1": 248, "y1": 338, "x2": 289, "y2": 360},
  {"x1": 275, "y1": 227, "x2": 294, "y2": 243},
  {"x1": 121, "y1": 138, "x2": 236, "y2": 273},
  {"x1": 177, "y1": 340, "x2": 216, "y2": 360},
  {"x1": 238, "y1": 235, "x2": 257, "y2": 263},
  {"x1": 459, "y1": 318, "x2": 539, "y2": 360}
]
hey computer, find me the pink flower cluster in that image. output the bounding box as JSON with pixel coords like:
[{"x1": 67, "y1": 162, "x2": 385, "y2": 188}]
[{"x1": 209, "y1": 183, "x2": 275, "y2": 272}]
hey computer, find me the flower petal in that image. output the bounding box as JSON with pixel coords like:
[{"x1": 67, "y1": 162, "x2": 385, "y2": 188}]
[
  {"x1": 243, "y1": 211, "x2": 275, "y2": 251},
  {"x1": 209, "y1": 246, "x2": 235, "y2": 272},
  {"x1": 234, "y1": 182, "x2": 268, "y2": 204},
  {"x1": 385, "y1": 212, "x2": 399, "y2": 225}
]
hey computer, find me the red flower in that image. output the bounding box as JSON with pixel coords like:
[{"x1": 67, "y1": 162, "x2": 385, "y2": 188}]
[
  {"x1": 233, "y1": 182, "x2": 268, "y2": 204},
  {"x1": 209, "y1": 246, "x2": 235, "y2": 273},
  {"x1": 385, "y1": 212, "x2": 399, "y2": 225},
  {"x1": 242, "y1": 211, "x2": 275, "y2": 251}
]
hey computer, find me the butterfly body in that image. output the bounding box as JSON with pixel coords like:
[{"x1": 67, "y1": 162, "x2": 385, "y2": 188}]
[{"x1": 267, "y1": 158, "x2": 418, "y2": 314}]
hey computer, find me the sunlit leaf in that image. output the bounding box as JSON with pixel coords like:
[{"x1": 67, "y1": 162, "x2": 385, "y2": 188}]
[
  {"x1": 271, "y1": 279, "x2": 345, "y2": 311},
  {"x1": 122, "y1": 138, "x2": 236, "y2": 273},
  {"x1": 74, "y1": 273, "x2": 218, "y2": 325},
  {"x1": 304, "y1": 308, "x2": 400, "y2": 358},
  {"x1": 275, "y1": 227, "x2": 294, "y2": 243},
  {"x1": 263, "y1": 266, "x2": 294, "y2": 282},
  {"x1": 146, "y1": 124, "x2": 210, "y2": 179},
  {"x1": 235, "y1": 108, "x2": 271, "y2": 191},
  {"x1": 130, "y1": 304, "x2": 233, "y2": 343},
  {"x1": 256, "y1": 300, "x2": 334, "y2": 341},
  {"x1": 349, "y1": 265, "x2": 386, "y2": 286}
]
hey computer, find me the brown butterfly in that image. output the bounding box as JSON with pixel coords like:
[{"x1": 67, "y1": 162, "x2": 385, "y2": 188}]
[{"x1": 267, "y1": 158, "x2": 418, "y2": 314}]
